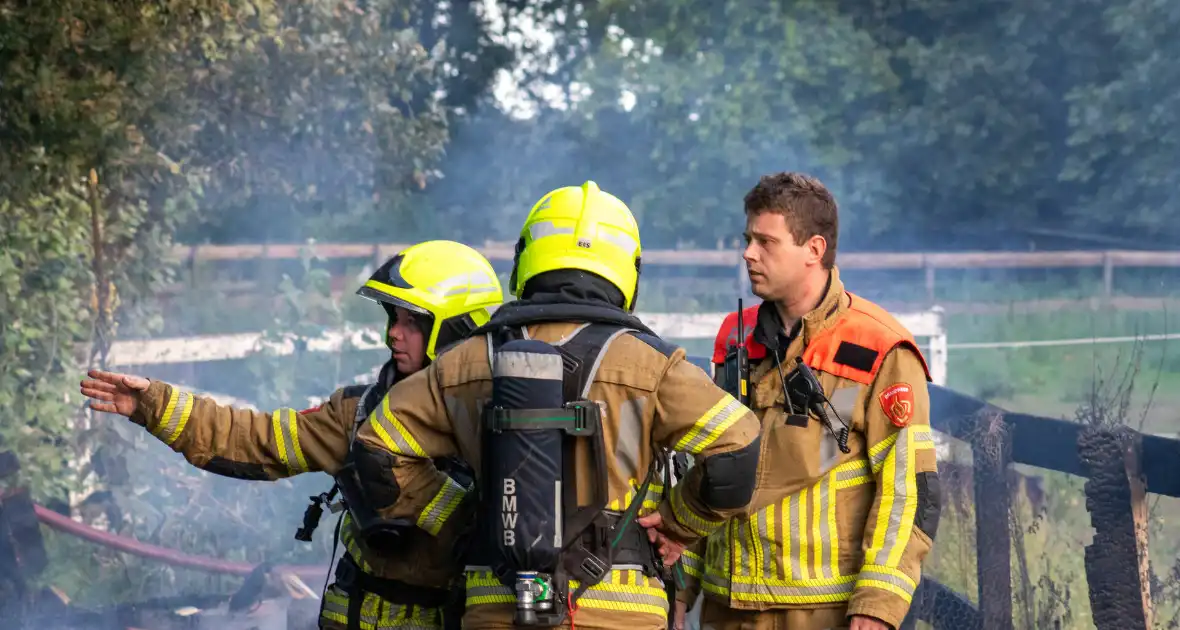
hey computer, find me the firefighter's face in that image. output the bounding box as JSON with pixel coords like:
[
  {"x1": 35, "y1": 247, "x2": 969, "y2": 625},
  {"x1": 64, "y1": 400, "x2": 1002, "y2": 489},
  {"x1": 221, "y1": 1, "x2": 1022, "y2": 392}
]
[
  {"x1": 388, "y1": 306, "x2": 428, "y2": 374},
  {"x1": 743, "y1": 210, "x2": 826, "y2": 302}
]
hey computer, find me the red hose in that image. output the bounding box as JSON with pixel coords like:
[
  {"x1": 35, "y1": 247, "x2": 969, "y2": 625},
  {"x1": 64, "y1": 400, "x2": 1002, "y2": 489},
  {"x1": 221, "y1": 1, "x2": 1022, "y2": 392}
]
[{"x1": 33, "y1": 504, "x2": 329, "y2": 582}]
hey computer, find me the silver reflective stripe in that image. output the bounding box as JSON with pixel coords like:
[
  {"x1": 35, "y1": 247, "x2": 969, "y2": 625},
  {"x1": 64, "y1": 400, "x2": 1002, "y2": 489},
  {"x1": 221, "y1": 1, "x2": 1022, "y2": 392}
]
[
  {"x1": 577, "y1": 570, "x2": 668, "y2": 612},
  {"x1": 493, "y1": 350, "x2": 564, "y2": 380},
  {"x1": 914, "y1": 430, "x2": 934, "y2": 447},
  {"x1": 676, "y1": 398, "x2": 743, "y2": 454},
  {"x1": 485, "y1": 334, "x2": 495, "y2": 372},
  {"x1": 157, "y1": 391, "x2": 192, "y2": 444},
  {"x1": 837, "y1": 461, "x2": 871, "y2": 482},
  {"x1": 596, "y1": 228, "x2": 638, "y2": 256},
  {"x1": 730, "y1": 578, "x2": 855, "y2": 598},
  {"x1": 757, "y1": 506, "x2": 772, "y2": 580},
  {"x1": 615, "y1": 396, "x2": 647, "y2": 480},
  {"x1": 272, "y1": 408, "x2": 307, "y2": 474},
  {"x1": 554, "y1": 480, "x2": 562, "y2": 547},
  {"x1": 859, "y1": 568, "x2": 916, "y2": 597},
  {"x1": 552, "y1": 323, "x2": 591, "y2": 346},
  {"x1": 528, "y1": 221, "x2": 574, "y2": 240},
  {"x1": 430, "y1": 270, "x2": 497, "y2": 297},
  {"x1": 818, "y1": 476, "x2": 833, "y2": 579},
  {"x1": 351, "y1": 383, "x2": 376, "y2": 442},
  {"x1": 372, "y1": 397, "x2": 424, "y2": 457},
  {"x1": 875, "y1": 428, "x2": 913, "y2": 564},
  {"x1": 788, "y1": 493, "x2": 803, "y2": 580},
  {"x1": 870, "y1": 434, "x2": 897, "y2": 472}
]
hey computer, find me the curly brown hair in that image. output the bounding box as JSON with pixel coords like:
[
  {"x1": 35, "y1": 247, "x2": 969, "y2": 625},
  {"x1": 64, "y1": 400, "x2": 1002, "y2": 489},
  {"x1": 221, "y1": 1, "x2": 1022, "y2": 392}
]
[{"x1": 743, "y1": 172, "x2": 838, "y2": 269}]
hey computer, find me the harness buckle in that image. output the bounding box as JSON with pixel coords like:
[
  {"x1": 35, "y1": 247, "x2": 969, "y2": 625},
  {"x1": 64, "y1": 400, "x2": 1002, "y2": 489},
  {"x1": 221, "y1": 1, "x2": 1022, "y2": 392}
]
[{"x1": 579, "y1": 554, "x2": 608, "y2": 581}]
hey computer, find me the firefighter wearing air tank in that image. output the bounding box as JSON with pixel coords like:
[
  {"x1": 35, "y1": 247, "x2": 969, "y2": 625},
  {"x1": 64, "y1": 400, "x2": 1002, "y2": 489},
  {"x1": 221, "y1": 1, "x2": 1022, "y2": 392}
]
[
  {"x1": 676, "y1": 173, "x2": 941, "y2": 630},
  {"x1": 79, "y1": 241, "x2": 504, "y2": 630},
  {"x1": 349, "y1": 181, "x2": 765, "y2": 630}
]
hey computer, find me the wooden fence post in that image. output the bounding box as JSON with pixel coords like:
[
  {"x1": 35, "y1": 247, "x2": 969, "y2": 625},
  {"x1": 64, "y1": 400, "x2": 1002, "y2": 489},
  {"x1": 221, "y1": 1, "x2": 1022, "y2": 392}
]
[
  {"x1": 1078, "y1": 426, "x2": 1154, "y2": 630},
  {"x1": 970, "y1": 412, "x2": 1014, "y2": 630}
]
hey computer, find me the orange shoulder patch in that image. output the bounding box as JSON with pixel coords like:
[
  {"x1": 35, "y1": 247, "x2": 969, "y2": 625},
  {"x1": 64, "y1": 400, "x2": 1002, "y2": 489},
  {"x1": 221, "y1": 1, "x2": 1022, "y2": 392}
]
[{"x1": 878, "y1": 383, "x2": 915, "y2": 427}]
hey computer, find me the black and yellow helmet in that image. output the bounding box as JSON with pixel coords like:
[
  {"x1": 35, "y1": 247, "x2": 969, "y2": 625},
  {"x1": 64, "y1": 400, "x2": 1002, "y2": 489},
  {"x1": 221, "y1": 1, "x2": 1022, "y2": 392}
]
[{"x1": 357, "y1": 240, "x2": 504, "y2": 360}]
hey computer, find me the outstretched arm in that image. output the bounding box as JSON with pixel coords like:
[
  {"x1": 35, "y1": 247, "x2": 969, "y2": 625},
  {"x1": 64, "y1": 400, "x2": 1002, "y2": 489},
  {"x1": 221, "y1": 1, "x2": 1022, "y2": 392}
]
[{"x1": 81, "y1": 369, "x2": 354, "y2": 479}]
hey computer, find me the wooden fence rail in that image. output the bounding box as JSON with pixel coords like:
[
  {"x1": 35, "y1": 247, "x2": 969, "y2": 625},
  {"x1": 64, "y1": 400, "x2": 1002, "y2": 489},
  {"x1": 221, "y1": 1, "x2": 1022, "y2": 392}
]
[{"x1": 170, "y1": 244, "x2": 1180, "y2": 300}]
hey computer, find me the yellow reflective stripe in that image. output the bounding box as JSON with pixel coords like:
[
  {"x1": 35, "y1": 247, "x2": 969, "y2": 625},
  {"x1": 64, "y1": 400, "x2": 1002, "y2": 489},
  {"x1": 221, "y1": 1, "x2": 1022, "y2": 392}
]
[
  {"x1": 154, "y1": 387, "x2": 179, "y2": 437},
  {"x1": 168, "y1": 394, "x2": 194, "y2": 445},
  {"x1": 728, "y1": 574, "x2": 856, "y2": 604},
  {"x1": 781, "y1": 495, "x2": 793, "y2": 581},
  {"x1": 271, "y1": 408, "x2": 308, "y2": 475},
  {"x1": 834, "y1": 458, "x2": 873, "y2": 490},
  {"x1": 288, "y1": 409, "x2": 309, "y2": 473},
  {"x1": 271, "y1": 410, "x2": 289, "y2": 470},
  {"x1": 796, "y1": 488, "x2": 809, "y2": 580},
  {"x1": 747, "y1": 514, "x2": 761, "y2": 578},
  {"x1": 154, "y1": 389, "x2": 193, "y2": 446},
  {"x1": 733, "y1": 519, "x2": 746, "y2": 578},
  {"x1": 371, "y1": 396, "x2": 427, "y2": 457},
  {"x1": 669, "y1": 485, "x2": 724, "y2": 537},
  {"x1": 673, "y1": 394, "x2": 744, "y2": 454},
  {"x1": 464, "y1": 568, "x2": 667, "y2": 617},
  {"x1": 570, "y1": 570, "x2": 668, "y2": 618},
  {"x1": 322, "y1": 586, "x2": 443, "y2": 629},
  {"x1": 680, "y1": 550, "x2": 704, "y2": 578},
  {"x1": 867, "y1": 427, "x2": 919, "y2": 567},
  {"x1": 465, "y1": 570, "x2": 515, "y2": 605},
  {"x1": 856, "y1": 564, "x2": 916, "y2": 603},
  {"x1": 827, "y1": 472, "x2": 839, "y2": 579},
  {"x1": 885, "y1": 427, "x2": 920, "y2": 567},
  {"x1": 340, "y1": 516, "x2": 375, "y2": 573},
  {"x1": 417, "y1": 475, "x2": 468, "y2": 535},
  {"x1": 810, "y1": 480, "x2": 823, "y2": 580},
  {"x1": 869, "y1": 432, "x2": 898, "y2": 474},
  {"x1": 608, "y1": 479, "x2": 665, "y2": 514}
]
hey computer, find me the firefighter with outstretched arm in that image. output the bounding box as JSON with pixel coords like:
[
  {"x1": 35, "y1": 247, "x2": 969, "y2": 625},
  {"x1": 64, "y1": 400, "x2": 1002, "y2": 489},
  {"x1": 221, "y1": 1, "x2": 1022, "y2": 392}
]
[{"x1": 80, "y1": 240, "x2": 502, "y2": 630}]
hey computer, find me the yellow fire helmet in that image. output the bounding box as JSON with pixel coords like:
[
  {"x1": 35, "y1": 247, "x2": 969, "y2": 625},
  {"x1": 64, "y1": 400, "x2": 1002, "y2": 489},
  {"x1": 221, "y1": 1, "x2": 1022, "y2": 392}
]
[
  {"x1": 356, "y1": 240, "x2": 504, "y2": 360},
  {"x1": 510, "y1": 180, "x2": 643, "y2": 311}
]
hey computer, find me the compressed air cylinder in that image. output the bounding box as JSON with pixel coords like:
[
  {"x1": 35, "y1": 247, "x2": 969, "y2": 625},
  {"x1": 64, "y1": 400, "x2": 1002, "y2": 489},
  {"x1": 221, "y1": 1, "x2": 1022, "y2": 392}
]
[{"x1": 482, "y1": 339, "x2": 567, "y2": 575}]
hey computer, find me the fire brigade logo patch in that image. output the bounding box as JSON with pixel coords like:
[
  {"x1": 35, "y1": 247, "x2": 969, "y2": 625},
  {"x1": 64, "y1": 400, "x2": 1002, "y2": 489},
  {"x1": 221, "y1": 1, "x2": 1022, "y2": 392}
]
[{"x1": 878, "y1": 383, "x2": 914, "y2": 427}]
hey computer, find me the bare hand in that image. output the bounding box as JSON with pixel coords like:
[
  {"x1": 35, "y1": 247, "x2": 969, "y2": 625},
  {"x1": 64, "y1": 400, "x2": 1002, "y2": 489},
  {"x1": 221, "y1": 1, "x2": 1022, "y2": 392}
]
[
  {"x1": 636, "y1": 511, "x2": 686, "y2": 566},
  {"x1": 673, "y1": 600, "x2": 687, "y2": 630},
  {"x1": 849, "y1": 615, "x2": 891, "y2": 630},
  {"x1": 80, "y1": 369, "x2": 150, "y2": 417}
]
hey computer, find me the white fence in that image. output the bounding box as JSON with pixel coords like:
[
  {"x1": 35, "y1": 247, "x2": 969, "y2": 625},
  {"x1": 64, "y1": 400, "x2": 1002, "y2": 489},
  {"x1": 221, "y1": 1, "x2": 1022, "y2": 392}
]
[{"x1": 105, "y1": 308, "x2": 951, "y2": 385}]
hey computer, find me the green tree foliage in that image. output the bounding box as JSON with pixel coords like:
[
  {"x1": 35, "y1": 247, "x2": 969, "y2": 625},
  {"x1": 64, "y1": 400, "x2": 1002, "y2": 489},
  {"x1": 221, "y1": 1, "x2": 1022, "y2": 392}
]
[
  {"x1": 0, "y1": 0, "x2": 453, "y2": 603},
  {"x1": 460, "y1": 0, "x2": 1179, "y2": 251}
]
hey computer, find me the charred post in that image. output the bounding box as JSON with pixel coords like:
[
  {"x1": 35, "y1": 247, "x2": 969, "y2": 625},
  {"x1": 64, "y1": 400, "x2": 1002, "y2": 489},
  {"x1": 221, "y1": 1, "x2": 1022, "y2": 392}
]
[
  {"x1": 970, "y1": 412, "x2": 1014, "y2": 630},
  {"x1": 0, "y1": 451, "x2": 49, "y2": 625},
  {"x1": 1078, "y1": 426, "x2": 1153, "y2": 630}
]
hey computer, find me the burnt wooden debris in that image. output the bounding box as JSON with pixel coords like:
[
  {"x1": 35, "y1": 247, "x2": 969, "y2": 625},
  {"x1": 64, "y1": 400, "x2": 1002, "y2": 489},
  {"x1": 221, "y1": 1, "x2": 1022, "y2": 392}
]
[
  {"x1": 970, "y1": 412, "x2": 1015, "y2": 630},
  {"x1": 1078, "y1": 427, "x2": 1155, "y2": 629}
]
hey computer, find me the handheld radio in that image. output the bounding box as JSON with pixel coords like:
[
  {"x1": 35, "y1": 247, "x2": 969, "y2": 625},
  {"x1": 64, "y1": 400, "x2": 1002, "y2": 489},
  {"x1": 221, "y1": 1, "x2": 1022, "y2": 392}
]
[{"x1": 735, "y1": 298, "x2": 750, "y2": 407}]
